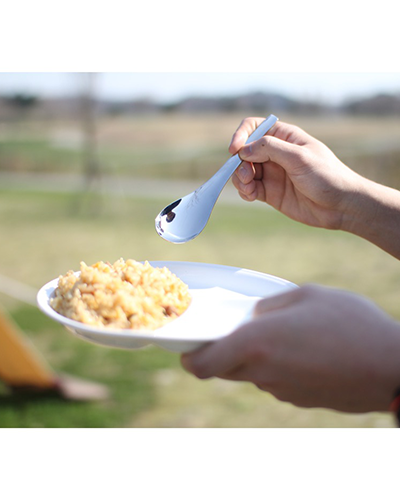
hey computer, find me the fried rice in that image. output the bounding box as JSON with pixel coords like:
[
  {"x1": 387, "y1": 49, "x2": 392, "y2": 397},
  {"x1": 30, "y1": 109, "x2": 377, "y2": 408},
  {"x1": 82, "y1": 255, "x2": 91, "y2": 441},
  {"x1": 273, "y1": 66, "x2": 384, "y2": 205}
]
[{"x1": 50, "y1": 259, "x2": 191, "y2": 330}]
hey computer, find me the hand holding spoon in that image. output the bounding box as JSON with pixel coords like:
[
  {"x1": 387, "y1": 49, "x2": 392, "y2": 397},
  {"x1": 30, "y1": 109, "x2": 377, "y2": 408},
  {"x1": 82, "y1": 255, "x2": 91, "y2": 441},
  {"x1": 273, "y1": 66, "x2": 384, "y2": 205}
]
[{"x1": 155, "y1": 114, "x2": 278, "y2": 243}]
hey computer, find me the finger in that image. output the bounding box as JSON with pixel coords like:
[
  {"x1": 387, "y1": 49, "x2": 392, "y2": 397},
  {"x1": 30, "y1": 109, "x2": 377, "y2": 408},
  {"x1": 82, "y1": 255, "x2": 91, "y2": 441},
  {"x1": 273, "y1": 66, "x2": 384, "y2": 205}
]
[
  {"x1": 181, "y1": 324, "x2": 256, "y2": 380},
  {"x1": 234, "y1": 161, "x2": 255, "y2": 184},
  {"x1": 253, "y1": 286, "x2": 314, "y2": 317},
  {"x1": 239, "y1": 191, "x2": 258, "y2": 202},
  {"x1": 231, "y1": 175, "x2": 258, "y2": 199},
  {"x1": 265, "y1": 121, "x2": 317, "y2": 146},
  {"x1": 229, "y1": 117, "x2": 266, "y2": 155},
  {"x1": 234, "y1": 161, "x2": 264, "y2": 184},
  {"x1": 181, "y1": 311, "x2": 290, "y2": 382},
  {"x1": 239, "y1": 135, "x2": 302, "y2": 169},
  {"x1": 253, "y1": 162, "x2": 264, "y2": 181},
  {"x1": 231, "y1": 119, "x2": 315, "y2": 156}
]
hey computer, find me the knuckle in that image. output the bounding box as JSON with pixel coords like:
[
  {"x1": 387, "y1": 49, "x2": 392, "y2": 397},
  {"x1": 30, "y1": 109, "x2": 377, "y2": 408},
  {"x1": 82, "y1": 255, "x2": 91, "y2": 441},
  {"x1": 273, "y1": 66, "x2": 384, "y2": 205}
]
[
  {"x1": 288, "y1": 124, "x2": 304, "y2": 136},
  {"x1": 260, "y1": 135, "x2": 272, "y2": 146},
  {"x1": 237, "y1": 117, "x2": 254, "y2": 135},
  {"x1": 244, "y1": 342, "x2": 271, "y2": 365},
  {"x1": 295, "y1": 147, "x2": 314, "y2": 168},
  {"x1": 242, "y1": 180, "x2": 256, "y2": 195},
  {"x1": 239, "y1": 192, "x2": 254, "y2": 202},
  {"x1": 231, "y1": 173, "x2": 240, "y2": 189},
  {"x1": 256, "y1": 136, "x2": 272, "y2": 152}
]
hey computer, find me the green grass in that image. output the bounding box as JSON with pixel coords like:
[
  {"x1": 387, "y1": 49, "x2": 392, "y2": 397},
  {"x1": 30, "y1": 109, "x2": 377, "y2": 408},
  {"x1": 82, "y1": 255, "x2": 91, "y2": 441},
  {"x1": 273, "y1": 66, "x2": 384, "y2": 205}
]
[
  {"x1": 0, "y1": 189, "x2": 397, "y2": 427},
  {"x1": 1, "y1": 113, "x2": 399, "y2": 428},
  {"x1": 0, "y1": 138, "x2": 83, "y2": 173},
  {"x1": 0, "y1": 303, "x2": 181, "y2": 428},
  {"x1": 0, "y1": 117, "x2": 230, "y2": 181}
]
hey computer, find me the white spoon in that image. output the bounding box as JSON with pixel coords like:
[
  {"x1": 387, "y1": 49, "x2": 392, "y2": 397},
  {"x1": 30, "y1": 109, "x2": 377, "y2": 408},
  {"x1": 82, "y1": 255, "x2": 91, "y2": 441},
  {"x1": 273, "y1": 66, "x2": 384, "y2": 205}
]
[{"x1": 155, "y1": 114, "x2": 279, "y2": 243}]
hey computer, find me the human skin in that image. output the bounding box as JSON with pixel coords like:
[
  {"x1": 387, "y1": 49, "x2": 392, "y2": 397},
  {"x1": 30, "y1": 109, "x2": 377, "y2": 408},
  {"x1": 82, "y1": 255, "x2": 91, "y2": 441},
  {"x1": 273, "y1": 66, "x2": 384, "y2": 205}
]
[
  {"x1": 181, "y1": 285, "x2": 400, "y2": 413},
  {"x1": 180, "y1": 117, "x2": 400, "y2": 413},
  {"x1": 230, "y1": 117, "x2": 400, "y2": 259}
]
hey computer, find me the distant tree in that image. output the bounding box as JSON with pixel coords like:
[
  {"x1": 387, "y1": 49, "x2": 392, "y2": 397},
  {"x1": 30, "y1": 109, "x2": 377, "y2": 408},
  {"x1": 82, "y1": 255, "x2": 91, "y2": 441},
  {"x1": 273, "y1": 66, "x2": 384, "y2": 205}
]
[
  {"x1": 6, "y1": 93, "x2": 38, "y2": 110},
  {"x1": 161, "y1": 102, "x2": 180, "y2": 113},
  {"x1": 220, "y1": 97, "x2": 237, "y2": 113},
  {"x1": 3, "y1": 93, "x2": 39, "y2": 125},
  {"x1": 343, "y1": 93, "x2": 400, "y2": 115}
]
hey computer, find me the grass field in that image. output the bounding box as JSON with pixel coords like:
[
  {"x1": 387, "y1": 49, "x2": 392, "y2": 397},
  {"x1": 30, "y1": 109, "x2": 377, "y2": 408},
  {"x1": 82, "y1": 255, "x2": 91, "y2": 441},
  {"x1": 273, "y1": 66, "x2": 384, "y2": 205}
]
[
  {"x1": 0, "y1": 112, "x2": 399, "y2": 427},
  {"x1": 2, "y1": 112, "x2": 400, "y2": 185},
  {"x1": 0, "y1": 188, "x2": 398, "y2": 428}
]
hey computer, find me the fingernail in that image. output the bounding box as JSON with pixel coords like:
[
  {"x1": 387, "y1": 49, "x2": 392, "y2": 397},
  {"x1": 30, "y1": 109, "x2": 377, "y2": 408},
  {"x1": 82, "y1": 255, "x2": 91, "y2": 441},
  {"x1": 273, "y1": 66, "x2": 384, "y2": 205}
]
[{"x1": 239, "y1": 165, "x2": 247, "y2": 179}]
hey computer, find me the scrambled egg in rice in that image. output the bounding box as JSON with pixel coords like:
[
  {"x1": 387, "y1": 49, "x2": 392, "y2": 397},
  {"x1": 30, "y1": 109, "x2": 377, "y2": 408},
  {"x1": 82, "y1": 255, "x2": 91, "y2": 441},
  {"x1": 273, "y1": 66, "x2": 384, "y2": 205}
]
[{"x1": 50, "y1": 259, "x2": 191, "y2": 330}]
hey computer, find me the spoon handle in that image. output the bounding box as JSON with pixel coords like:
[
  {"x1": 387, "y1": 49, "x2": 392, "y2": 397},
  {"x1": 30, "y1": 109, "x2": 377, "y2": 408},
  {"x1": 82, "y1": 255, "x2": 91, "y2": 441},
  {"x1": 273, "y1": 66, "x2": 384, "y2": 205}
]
[
  {"x1": 200, "y1": 114, "x2": 279, "y2": 196},
  {"x1": 244, "y1": 114, "x2": 279, "y2": 145}
]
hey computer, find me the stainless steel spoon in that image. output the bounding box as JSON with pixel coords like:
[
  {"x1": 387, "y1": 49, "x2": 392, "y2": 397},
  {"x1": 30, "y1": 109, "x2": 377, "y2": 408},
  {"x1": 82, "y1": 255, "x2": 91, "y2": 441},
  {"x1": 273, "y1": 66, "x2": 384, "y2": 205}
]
[{"x1": 155, "y1": 114, "x2": 279, "y2": 243}]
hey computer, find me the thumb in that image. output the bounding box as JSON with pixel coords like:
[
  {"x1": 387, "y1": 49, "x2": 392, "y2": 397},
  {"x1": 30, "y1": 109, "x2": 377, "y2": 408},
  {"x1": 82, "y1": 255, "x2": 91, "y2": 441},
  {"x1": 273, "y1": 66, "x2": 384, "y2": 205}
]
[
  {"x1": 253, "y1": 286, "x2": 305, "y2": 316},
  {"x1": 239, "y1": 135, "x2": 302, "y2": 168}
]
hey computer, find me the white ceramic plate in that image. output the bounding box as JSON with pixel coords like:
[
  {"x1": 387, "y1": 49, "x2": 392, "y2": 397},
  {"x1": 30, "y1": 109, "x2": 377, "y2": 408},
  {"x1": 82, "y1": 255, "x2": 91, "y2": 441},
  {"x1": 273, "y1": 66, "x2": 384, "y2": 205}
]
[{"x1": 37, "y1": 261, "x2": 297, "y2": 353}]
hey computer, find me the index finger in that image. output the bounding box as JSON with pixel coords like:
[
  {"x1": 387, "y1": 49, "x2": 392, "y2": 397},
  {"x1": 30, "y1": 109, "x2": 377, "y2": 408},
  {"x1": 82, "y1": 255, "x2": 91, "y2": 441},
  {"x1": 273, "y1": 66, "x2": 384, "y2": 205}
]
[
  {"x1": 181, "y1": 311, "x2": 283, "y2": 380},
  {"x1": 229, "y1": 117, "x2": 266, "y2": 155},
  {"x1": 180, "y1": 330, "x2": 248, "y2": 380}
]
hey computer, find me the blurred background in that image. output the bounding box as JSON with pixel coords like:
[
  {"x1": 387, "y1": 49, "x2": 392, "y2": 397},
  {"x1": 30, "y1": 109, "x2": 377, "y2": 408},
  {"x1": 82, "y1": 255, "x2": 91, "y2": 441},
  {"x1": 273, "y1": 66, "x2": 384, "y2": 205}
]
[{"x1": 1, "y1": 71, "x2": 400, "y2": 428}]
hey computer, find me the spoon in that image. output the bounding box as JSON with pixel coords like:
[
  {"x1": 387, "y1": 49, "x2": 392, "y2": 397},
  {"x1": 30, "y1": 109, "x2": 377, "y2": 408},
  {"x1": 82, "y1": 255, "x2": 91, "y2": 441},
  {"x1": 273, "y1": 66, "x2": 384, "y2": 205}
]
[{"x1": 155, "y1": 114, "x2": 279, "y2": 243}]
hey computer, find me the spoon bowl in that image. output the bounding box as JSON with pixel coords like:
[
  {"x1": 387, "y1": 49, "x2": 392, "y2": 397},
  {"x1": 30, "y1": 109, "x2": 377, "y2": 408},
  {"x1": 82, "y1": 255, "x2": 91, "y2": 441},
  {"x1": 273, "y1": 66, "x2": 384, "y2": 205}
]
[{"x1": 155, "y1": 114, "x2": 278, "y2": 243}]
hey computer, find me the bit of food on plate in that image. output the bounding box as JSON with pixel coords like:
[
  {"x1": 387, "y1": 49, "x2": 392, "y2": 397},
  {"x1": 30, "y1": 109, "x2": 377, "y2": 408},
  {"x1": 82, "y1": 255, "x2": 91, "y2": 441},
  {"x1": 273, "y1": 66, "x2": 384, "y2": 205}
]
[{"x1": 50, "y1": 259, "x2": 191, "y2": 330}]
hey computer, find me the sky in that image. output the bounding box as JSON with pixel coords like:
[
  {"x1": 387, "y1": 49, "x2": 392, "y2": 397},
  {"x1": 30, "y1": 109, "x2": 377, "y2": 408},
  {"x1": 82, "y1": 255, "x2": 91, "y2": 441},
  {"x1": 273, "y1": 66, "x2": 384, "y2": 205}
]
[{"x1": 0, "y1": 72, "x2": 399, "y2": 105}]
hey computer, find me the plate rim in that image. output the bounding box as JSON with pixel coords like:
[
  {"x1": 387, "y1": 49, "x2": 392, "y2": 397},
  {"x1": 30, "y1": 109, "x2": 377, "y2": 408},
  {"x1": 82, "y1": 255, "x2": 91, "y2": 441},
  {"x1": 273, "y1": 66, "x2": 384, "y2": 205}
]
[{"x1": 36, "y1": 261, "x2": 297, "y2": 343}]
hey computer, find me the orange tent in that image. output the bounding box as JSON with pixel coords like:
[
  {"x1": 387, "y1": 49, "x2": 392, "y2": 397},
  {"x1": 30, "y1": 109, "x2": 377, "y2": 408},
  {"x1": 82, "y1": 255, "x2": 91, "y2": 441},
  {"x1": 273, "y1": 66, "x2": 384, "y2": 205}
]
[
  {"x1": 0, "y1": 276, "x2": 109, "y2": 401},
  {"x1": 0, "y1": 304, "x2": 55, "y2": 388}
]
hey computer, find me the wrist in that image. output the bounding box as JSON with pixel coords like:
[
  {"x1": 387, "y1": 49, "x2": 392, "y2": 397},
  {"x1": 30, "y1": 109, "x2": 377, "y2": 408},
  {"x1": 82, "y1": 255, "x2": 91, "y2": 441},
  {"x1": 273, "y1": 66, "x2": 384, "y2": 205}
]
[{"x1": 340, "y1": 176, "x2": 400, "y2": 259}]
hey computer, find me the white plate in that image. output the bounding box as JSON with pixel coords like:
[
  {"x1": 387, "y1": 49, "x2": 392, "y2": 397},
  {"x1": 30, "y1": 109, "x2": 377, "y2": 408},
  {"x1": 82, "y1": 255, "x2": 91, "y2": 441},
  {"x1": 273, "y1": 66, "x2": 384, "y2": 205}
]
[{"x1": 37, "y1": 261, "x2": 297, "y2": 353}]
